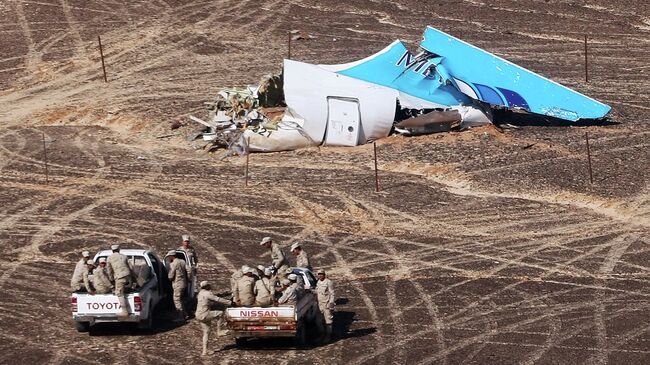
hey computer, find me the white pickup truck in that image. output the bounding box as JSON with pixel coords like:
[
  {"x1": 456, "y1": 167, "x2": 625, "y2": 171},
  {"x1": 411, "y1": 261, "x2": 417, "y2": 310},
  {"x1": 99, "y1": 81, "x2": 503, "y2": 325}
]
[
  {"x1": 71, "y1": 248, "x2": 196, "y2": 333},
  {"x1": 225, "y1": 268, "x2": 324, "y2": 346}
]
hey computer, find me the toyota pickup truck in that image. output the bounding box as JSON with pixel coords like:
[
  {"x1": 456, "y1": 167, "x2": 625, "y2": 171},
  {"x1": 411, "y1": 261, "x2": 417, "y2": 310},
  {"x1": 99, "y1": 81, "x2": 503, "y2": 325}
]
[
  {"x1": 71, "y1": 248, "x2": 196, "y2": 333},
  {"x1": 225, "y1": 268, "x2": 324, "y2": 346}
]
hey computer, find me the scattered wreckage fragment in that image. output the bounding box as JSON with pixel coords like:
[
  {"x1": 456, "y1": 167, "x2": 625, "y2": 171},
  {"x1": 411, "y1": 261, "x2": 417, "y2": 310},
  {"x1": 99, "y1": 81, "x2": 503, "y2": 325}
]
[{"x1": 189, "y1": 26, "x2": 611, "y2": 153}]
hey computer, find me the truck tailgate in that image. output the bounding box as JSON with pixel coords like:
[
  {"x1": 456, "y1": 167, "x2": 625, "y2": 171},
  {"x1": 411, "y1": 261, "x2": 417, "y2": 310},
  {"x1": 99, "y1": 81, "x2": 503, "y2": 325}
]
[
  {"x1": 75, "y1": 294, "x2": 140, "y2": 316},
  {"x1": 226, "y1": 307, "x2": 297, "y2": 337},
  {"x1": 226, "y1": 307, "x2": 296, "y2": 320}
]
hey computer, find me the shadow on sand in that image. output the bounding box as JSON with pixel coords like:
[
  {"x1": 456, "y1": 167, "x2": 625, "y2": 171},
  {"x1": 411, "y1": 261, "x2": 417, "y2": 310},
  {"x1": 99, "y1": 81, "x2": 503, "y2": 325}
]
[
  {"x1": 493, "y1": 109, "x2": 619, "y2": 127},
  {"x1": 86, "y1": 309, "x2": 187, "y2": 336}
]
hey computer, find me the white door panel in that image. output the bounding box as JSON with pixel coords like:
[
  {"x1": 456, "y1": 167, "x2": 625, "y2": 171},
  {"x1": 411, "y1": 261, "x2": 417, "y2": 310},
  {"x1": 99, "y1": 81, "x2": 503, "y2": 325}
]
[{"x1": 324, "y1": 98, "x2": 360, "y2": 146}]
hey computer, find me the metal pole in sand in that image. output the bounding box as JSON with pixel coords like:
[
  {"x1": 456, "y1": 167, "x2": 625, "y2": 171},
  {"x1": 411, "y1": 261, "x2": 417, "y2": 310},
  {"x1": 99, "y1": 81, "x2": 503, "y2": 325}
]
[
  {"x1": 98, "y1": 35, "x2": 108, "y2": 83},
  {"x1": 374, "y1": 141, "x2": 380, "y2": 192},
  {"x1": 585, "y1": 131, "x2": 593, "y2": 184},
  {"x1": 42, "y1": 132, "x2": 49, "y2": 184},
  {"x1": 288, "y1": 32, "x2": 292, "y2": 60},
  {"x1": 245, "y1": 137, "x2": 251, "y2": 187},
  {"x1": 584, "y1": 35, "x2": 588, "y2": 83}
]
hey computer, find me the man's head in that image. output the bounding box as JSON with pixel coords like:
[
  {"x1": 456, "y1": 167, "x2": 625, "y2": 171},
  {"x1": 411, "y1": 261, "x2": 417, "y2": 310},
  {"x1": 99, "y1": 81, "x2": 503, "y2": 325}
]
[
  {"x1": 290, "y1": 242, "x2": 302, "y2": 256},
  {"x1": 244, "y1": 268, "x2": 256, "y2": 277},
  {"x1": 259, "y1": 236, "x2": 272, "y2": 248},
  {"x1": 199, "y1": 281, "x2": 211, "y2": 290},
  {"x1": 86, "y1": 259, "x2": 95, "y2": 268},
  {"x1": 181, "y1": 234, "x2": 190, "y2": 247},
  {"x1": 281, "y1": 279, "x2": 291, "y2": 288},
  {"x1": 167, "y1": 250, "x2": 177, "y2": 261},
  {"x1": 98, "y1": 257, "x2": 107, "y2": 267},
  {"x1": 287, "y1": 273, "x2": 298, "y2": 282},
  {"x1": 264, "y1": 267, "x2": 272, "y2": 277},
  {"x1": 110, "y1": 244, "x2": 120, "y2": 253},
  {"x1": 82, "y1": 250, "x2": 90, "y2": 259},
  {"x1": 317, "y1": 268, "x2": 326, "y2": 281}
]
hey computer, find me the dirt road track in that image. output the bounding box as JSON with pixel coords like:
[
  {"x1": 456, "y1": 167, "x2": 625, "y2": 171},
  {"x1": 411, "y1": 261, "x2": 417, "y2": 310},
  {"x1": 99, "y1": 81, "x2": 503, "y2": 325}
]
[{"x1": 1, "y1": 0, "x2": 649, "y2": 364}]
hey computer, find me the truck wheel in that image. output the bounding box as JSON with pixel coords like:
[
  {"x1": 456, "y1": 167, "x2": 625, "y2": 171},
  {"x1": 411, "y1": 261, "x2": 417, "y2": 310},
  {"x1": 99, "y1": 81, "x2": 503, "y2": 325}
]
[
  {"x1": 295, "y1": 320, "x2": 307, "y2": 348},
  {"x1": 235, "y1": 337, "x2": 247, "y2": 347},
  {"x1": 75, "y1": 321, "x2": 90, "y2": 333},
  {"x1": 138, "y1": 310, "x2": 154, "y2": 332},
  {"x1": 314, "y1": 313, "x2": 326, "y2": 341}
]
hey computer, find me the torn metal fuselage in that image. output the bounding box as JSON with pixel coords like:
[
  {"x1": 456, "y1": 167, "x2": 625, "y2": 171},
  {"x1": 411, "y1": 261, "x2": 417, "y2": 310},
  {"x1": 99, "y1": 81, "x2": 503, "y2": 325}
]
[{"x1": 190, "y1": 26, "x2": 610, "y2": 153}]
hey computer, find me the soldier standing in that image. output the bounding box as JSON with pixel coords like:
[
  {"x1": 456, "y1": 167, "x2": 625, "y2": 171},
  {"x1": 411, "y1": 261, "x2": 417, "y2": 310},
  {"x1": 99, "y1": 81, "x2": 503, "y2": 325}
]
[
  {"x1": 167, "y1": 250, "x2": 189, "y2": 321},
  {"x1": 106, "y1": 244, "x2": 134, "y2": 317},
  {"x1": 260, "y1": 237, "x2": 288, "y2": 277},
  {"x1": 195, "y1": 281, "x2": 231, "y2": 356},
  {"x1": 70, "y1": 250, "x2": 91, "y2": 291},
  {"x1": 179, "y1": 234, "x2": 198, "y2": 283},
  {"x1": 234, "y1": 268, "x2": 256, "y2": 307},
  {"x1": 93, "y1": 257, "x2": 114, "y2": 294},
  {"x1": 290, "y1": 242, "x2": 311, "y2": 270},
  {"x1": 316, "y1": 269, "x2": 335, "y2": 343}
]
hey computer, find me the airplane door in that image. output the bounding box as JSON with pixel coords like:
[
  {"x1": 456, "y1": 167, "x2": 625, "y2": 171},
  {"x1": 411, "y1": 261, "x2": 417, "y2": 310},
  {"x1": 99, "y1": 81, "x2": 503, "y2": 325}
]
[{"x1": 324, "y1": 97, "x2": 361, "y2": 146}]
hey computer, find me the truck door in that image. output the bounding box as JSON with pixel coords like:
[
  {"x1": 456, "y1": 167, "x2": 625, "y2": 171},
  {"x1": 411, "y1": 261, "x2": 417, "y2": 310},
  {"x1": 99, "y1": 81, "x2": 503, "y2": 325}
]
[
  {"x1": 148, "y1": 253, "x2": 162, "y2": 293},
  {"x1": 164, "y1": 250, "x2": 196, "y2": 300},
  {"x1": 324, "y1": 97, "x2": 361, "y2": 146}
]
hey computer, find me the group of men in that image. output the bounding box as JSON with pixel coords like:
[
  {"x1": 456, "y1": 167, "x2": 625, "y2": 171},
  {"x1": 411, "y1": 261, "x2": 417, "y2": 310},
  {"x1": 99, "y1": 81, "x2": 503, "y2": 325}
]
[
  {"x1": 70, "y1": 235, "x2": 198, "y2": 319},
  {"x1": 70, "y1": 234, "x2": 335, "y2": 356},
  {"x1": 226, "y1": 238, "x2": 334, "y2": 334},
  {"x1": 70, "y1": 244, "x2": 138, "y2": 317}
]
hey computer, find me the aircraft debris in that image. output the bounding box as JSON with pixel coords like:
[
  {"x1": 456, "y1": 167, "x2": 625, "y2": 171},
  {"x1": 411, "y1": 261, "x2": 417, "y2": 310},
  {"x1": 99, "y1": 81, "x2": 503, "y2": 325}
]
[{"x1": 190, "y1": 26, "x2": 610, "y2": 153}]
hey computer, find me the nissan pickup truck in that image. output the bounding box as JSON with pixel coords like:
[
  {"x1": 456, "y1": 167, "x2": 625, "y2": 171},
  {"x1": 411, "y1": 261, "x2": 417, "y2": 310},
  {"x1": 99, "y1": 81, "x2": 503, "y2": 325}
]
[
  {"x1": 225, "y1": 268, "x2": 324, "y2": 346},
  {"x1": 71, "y1": 248, "x2": 196, "y2": 333}
]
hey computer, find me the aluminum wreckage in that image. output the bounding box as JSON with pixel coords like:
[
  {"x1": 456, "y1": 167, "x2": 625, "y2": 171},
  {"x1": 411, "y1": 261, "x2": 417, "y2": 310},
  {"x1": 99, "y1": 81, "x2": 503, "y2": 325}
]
[{"x1": 189, "y1": 26, "x2": 611, "y2": 153}]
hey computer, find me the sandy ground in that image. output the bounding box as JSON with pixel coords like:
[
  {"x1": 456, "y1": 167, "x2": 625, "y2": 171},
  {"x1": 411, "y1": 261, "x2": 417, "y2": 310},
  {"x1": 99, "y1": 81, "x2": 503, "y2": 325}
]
[{"x1": 0, "y1": 0, "x2": 649, "y2": 364}]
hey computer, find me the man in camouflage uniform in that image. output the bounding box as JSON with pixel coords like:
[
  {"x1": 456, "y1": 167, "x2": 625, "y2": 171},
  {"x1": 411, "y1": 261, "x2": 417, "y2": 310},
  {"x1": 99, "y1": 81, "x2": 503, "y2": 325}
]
[
  {"x1": 106, "y1": 244, "x2": 134, "y2": 317},
  {"x1": 290, "y1": 242, "x2": 311, "y2": 270},
  {"x1": 316, "y1": 268, "x2": 335, "y2": 343},
  {"x1": 195, "y1": 281, "x2": 231, "y2": 356},
  {"x1": 253, "y1": 267, "x2": 273, "y2": 307},
  {"x1": 70, "y1": 250, "x2": 91, "y2": 291},
  {"x1": 167, "y1": 250, "x2": 189, "y2": 321},
  {"x1": 92, "y1": 257, "x2": 113, "y2": 294},
  {"x1": 230, "y1": 265, "x2": 249, "y2": 302},
  {"x1": 287, "y1": 273, "x2": 304, "y2": 300},
  {"x1": 179, "y1": 234, "x2": 198, "y2": 287},
  {"x1": 234, "y1": 268, "x2": 256, "y2": 307},
  {"x1": 277, "y1": 278, "x2": 297, "y2": 305},
  {"x1": 260, "y1": 237, "x2": 288, "y2": 278},
  {"x1": 83, "y1": 260, "x2": 96, "y2": 294}
]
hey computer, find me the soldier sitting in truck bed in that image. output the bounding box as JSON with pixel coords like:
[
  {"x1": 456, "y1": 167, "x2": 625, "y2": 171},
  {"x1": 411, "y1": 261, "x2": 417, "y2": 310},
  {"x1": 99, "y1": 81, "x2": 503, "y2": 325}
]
[
  {"x1": 277, "y1": 279, "x2": 297, "y2": 305},
  {"x1": 253, "y1": 267, "x2": 273, "y2": 307},
  {"x1": 92, "y1": 257, "x2": 113, "y2": 294},
  {"x1": 70, "y1": 250, "x2": 91, "y2": 292},
  {"x1": 234, "y1": 268, "x2": 256, "y2": 306}
]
